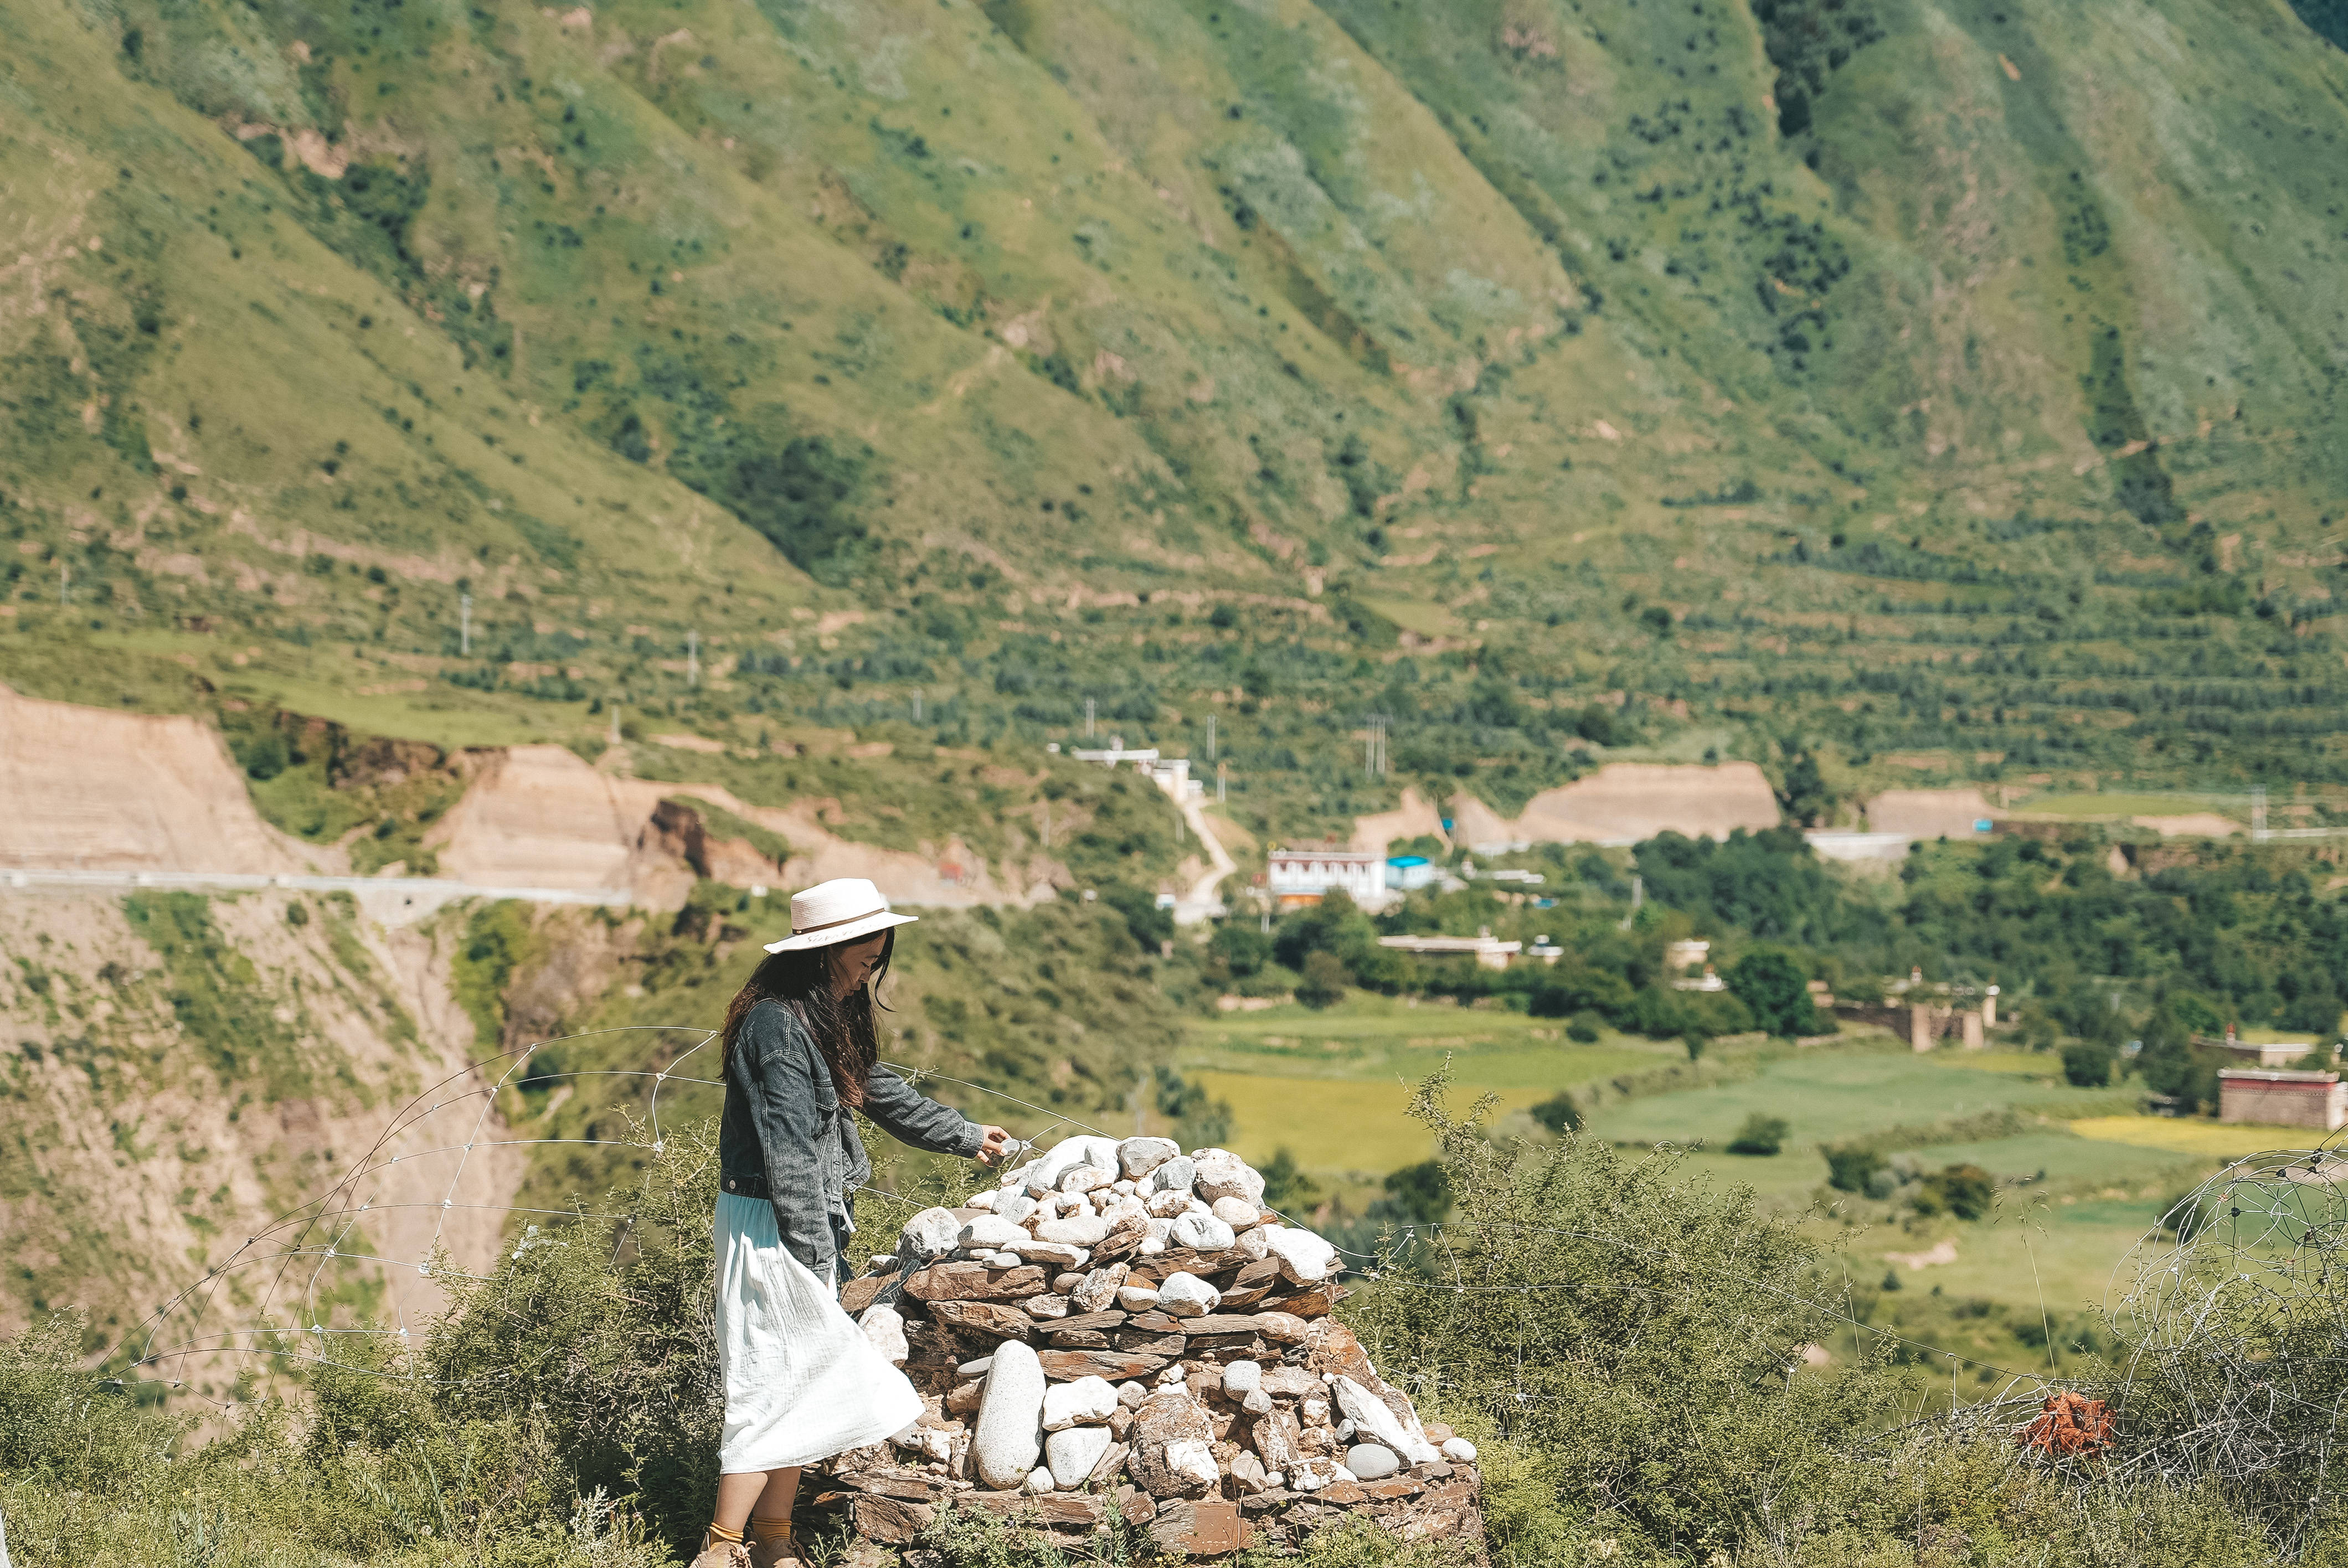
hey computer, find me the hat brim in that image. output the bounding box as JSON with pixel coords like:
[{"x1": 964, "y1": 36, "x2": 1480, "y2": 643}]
[{"x1": 762, "y1": 909, "x2": 918, "y2": 953}]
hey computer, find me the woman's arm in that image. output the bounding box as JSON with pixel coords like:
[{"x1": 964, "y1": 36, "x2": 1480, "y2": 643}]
[
  {"x1": 738, "y1": 1003, "x2": 840, "y2": 1281},
  {"x1": 860, "y1": 1065, "x2": 986, "y2": 1159}
]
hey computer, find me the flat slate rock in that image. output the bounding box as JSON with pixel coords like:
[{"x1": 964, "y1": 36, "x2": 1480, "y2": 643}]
[
  {"x1": 960, "y1": 1492, "x2": 1105, "y2": 1528},
  {"x1": 904, "y1": 1262, "x2": 1048, "y2": 1302},
  {"x1": 1037, "y1": 1348, "x2": 1171, "y2": 1382},
  {"x1": 1044, "y1": 1328, "x2": 1110, "y2": 1349},
  {"x1": 927, "y1": 1299, "x2": 1037, "y2": 1339},
  {"x1": 839, "y1": 1273, "x2": 898, "y2": 1314},
  {"x1": 1127, "y1": 1309, "x2": 1186, "y2": 1334},
  {"x1": 1113, "y1": 1329, "x2": 1187, "y2": 1355},
  {"x1": 849, "y1": 1495, "x2": 935, "y2": 1544}
]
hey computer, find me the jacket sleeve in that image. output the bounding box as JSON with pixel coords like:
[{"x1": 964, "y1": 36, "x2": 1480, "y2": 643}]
[
  {"x1": 861, "y1": 1065, "x2": 984, "y2": 1159},
  {"x1": 739, "y1": 1003, "x2": 839, "y2": 1281}
]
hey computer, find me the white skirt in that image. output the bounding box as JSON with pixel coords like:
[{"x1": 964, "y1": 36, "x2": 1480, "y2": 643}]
[{"x1": 714, "y1": 1192, "x2": 923, "y2": 1473}]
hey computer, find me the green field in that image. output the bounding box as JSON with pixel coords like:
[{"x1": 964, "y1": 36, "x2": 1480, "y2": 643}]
[{"x1": 1178, "y1": 1002, "x2": 2271, "y2": 1316}]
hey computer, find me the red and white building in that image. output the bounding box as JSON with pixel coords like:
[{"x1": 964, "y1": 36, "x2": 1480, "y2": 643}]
[{"x1": 2218, "y1": 1067, "x2": 2346, "y2": 1132}]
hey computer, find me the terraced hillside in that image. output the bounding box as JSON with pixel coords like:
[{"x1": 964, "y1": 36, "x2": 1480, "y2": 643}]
[{"x1": 1, "y1": 0, "x2": 2344, "y2": 845}]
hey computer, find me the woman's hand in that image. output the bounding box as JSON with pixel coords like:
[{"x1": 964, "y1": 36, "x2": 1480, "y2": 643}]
[{"x1": 973, "y1": 1125, "x2": 1015, "y2": 1167}]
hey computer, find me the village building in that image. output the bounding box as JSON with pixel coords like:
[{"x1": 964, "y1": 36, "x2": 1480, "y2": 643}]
[
  {"x1": 1066, "y1": 737, "x2": 1202, "y2": 804},
  {"x1": 2218, "y1": 1067, "x2": 2347, "y2": 1131},
  {"x1": 1386, "y1": 855, "x2": 1441, "y2": 892},
  {"x1": 1266, "y1": 847, "x2": 1392, "y2": 910},
  {"x1": 1376, "y1": 929, "x2": 1522, "y2": 970},
  {"x1": 2207, "y1": 1027, "x2": 2320, "y2": 1067}
]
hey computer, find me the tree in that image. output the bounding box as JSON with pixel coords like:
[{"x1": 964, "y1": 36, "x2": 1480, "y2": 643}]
[
  {"x1": 1296, "y1": 950, "x2": 1348, "y2": 1010},
  {"x1": 1913, "y1": 1163, "x2": 1995, "y2": 1220},
  {"x1": 1207, "y1": 919, "x2": 1271, "y2": 978},
  {"x1": 1776, "y1": 744, "x2": 1830, "y2": 827},
  {"x1": 1258, "y1": 1147, "x2": 1321, "y2": 1214},
  {"x1": 1727, "y1": 950, "x2": 1822, "y2": 1036},
  {"x1": 2060, "y1": 1040, "x2": 2113, "y2": 1087},
  {"x1": 1382, "y1": 1160, "x2": 1453, "y2": 1224},
  {"x1": 1726, "y1": 1113, "x2": 1789, "y2": 1156},
  {"x1": 1531, "y1": 1091, "x2": 1582, "y2": 1135}
]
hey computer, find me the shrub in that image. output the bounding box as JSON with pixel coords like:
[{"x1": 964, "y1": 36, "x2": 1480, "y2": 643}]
[
  {"x1": 1296, "y1": 949, "x2": 1348, "y2": 1009},
  {"x1": 1530, "y1": 1091, "x2": 1581, "y2": 1135},
  {"x1": 1823, "y1": 1141, "x2": 1886, "y2": 1193},
  {"x1": 1912, "y1": 1163, "x2": 1996, "y2": 1220},
  {"x1": 1564, "y1": 1014, "x2": 1601, "y2": 1043},
  {"x1": 1726, "y1": 950, "x2": 1822, "y2": 1036},
  {"x1": 1725, "y1": 1112, "x2": 1789, "y2": 1156},
  {"x1": 2062, "y1": 1039, "x2": 2115, "y2": 1087}
]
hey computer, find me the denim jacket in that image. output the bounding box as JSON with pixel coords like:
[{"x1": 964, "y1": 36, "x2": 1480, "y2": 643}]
[{"x1": 717, "y1": 997, "x2": 981, "y2": 1286}]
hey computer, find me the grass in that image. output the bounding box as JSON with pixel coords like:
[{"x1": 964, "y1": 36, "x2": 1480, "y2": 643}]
[
  {"x1": 2013, "y1": 793, "x2": 2244, "y2": 820},
  {"x1": 2068, "y1": 1115, "x2": 2337, "y2": 1158}
]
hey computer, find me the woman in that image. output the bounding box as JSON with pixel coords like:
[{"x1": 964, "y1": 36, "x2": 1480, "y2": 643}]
[{"x1": 693, "y1": 878, "x2": 1012, "y2": 1568}]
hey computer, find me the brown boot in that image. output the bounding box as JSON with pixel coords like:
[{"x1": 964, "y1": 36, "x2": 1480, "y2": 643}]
[
  {"x1": 746, "y1": 1521, "x2": 800, "y2": 1567},
  {"x1": 688, "y1": 1532, "x2": 751, "y2": 1568}
]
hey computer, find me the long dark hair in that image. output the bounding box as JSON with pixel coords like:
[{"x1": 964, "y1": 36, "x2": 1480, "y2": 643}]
[{"x1": 719, "y1": 928, "x2": 895, "y2": 1106}]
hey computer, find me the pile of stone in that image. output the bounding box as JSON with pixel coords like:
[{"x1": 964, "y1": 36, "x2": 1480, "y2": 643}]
[{"x1": 820, "y1": 1136, "x2": 1484, "y2": 1559}]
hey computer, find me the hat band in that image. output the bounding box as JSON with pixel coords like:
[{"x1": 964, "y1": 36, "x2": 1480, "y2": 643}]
[{"x1": 792, "y1": 906, "x2": 887, "y2": 939}]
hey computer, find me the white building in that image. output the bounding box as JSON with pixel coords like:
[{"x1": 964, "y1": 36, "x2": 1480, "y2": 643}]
[
  {"x1": 2219, "y1": 1068, "x2": 2346, "y2": 1131},
  {"x1": 1068, "y1": 737, "x2": 1202, "y2": 803},
  {"x1": 1268, "y1": 848, "x2": 1392, "y2": 909},
  {"x1": 1377, "y1": 929, "x2": 1522, "y2": 970}
]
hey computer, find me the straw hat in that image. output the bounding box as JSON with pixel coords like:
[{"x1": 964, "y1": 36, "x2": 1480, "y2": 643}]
[{"x1": 761, "y1": 878, "x2": 918, "y2": 953}]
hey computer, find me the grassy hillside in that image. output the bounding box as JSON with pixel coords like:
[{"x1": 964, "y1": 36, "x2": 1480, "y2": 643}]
[{"x1": 2, "y1": 0, "x2": 2345, "y2": 849}]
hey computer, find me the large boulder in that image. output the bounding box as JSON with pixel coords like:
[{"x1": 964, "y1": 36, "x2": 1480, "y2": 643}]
[
  {"x1": 1126, "y1": 1388, "x2": 1217, "y2": 1499},
  {"x1": 899, "y1": 1207, "x2": 964, "y2": 1261},
  {"x1": 1117, "y1": 1136, "x2": 1180, "y2": 1179}
]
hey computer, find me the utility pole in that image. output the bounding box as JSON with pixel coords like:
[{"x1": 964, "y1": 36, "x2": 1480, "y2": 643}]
[
  {"x1": 912, "y1": 688, "x2": 923, "y2": 723},
  {"x1": 459, "y1": 590, "x2": 471, "y2": 657},
  {"x1": 2252, "y1": 786, "x2": 2269, "y2": 843},
  {"x1": 1363, "y1": 715, "x2": 1388, "y2": 778},
  {"x1": 1085, "y1": 698, "x2": 1096, "y2": 739},
  {"x1": 687, "y1": 630, "x2": 700, "y2": 688},
  {"x1": 1207, "y1": 713, "x2": 1217, "y2": 762}
]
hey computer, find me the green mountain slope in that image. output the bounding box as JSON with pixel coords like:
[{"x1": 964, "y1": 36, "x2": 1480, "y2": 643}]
[{"x1": 2, "y1": 0, "x2": 2345, "y2": 840}]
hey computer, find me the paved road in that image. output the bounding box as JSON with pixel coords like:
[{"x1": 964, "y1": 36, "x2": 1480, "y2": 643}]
[{"x1": 0, "y1": 866, "x2": 628, "y2": 926}]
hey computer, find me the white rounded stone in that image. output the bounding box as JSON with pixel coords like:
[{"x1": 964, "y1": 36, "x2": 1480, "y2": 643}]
[
  {"x1": 1024, "y1": 1465, "x2": 1055, "y2": 1495},
  {"x1": 1137, "y1": 1237, "x2": 1167, "y2": 1255},
  {"x1": 1170, "y1": 1212, "x2": 1236, "y2": 1252},
  {"x1": 1236, "y1": 1226, "x2": 1272, "y2": 1262},
  {"x1": 1044, "y1": 1423, "x2": 1114, "y2": 1488},
  {"x1": 973, "y1": 1340, "x2": 1048, "y2": 1489},
  {"x1": 1062, "y1": 1166, "x2": 1112, "y2": 1196},
  {"x1": 858, "y1": 1303, "x2": 909, "y2": 1366},
  {"x1": 1110, "y1": 1178, "x2": 1139, "y2": 1196},
  {"x1": 966, "y1": 1189, "x2": 997, "y2": 1211},
  {"x1": 1210, "y1": 1196, "x2": 1262, "y2": 1229},
  {"x1": 1042, "y1": 1375, "x2": 1120, "y2": 1431},
  {"x1": 960, "y1": 1215, "x2": 1026, "y2": 1250},
  {"x1": 980, "y1": 1250, "x2": 1024, "y2": 1268},
  {"x1": 1116, "y1": 1379, "x2": 1149, "y2": 1409},
  {"x1": 1008, "y1": 1239, "x2": 1088, "y2": 1267},
  {"x1": 1155, "y1": 1364, "x2": 1188, "y2": 1387},
  {"x1": 1118, "y1": 1136, "x2": 1181, "y2": 1179},
  {"x1": 1155, "y1": 1271, "x2": 1221, "y2": 1318},
  {"x1": 1262, "y1": 1225, "x2": 1340, "y2": 1284},
  {"x1": 1115, "y1": 1283, "x2": 1162, "y2": 1312},
  {"x1": 1221, "y1": 1360, "x2": 1263, "y2": 1397},
  {"x1": 1443, "y1": 1437, "x2": 1479, "y2": 1463},
  {"x1": 1036, "y1": 1214, "x2": 1113, "y2": 1247},
  {"x1": 1099, "y1": 1195, "x2": 1149, "y2": 1226},
  {"x1": 1191, "y1": 1148, "x2": 1265, "y2": 1205},
  {"x1": 1346, "y1": 1444, "x2": 1400, "y2": 1481},
  {"x1": 1243, "y1": 1389, "x2": 1273, "y2": 1416}
]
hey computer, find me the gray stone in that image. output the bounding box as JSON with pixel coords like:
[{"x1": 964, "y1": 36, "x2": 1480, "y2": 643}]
[
  {"x1": 1346, "y1": 1443, "x2": 1401, "y2": 1480},
  {"x1": 1023, "y1": 1135, "x2": 1124, "y2": 1195},
  {"x1": 1116, "y1": 1379, "x2": 1149, "y2": 1409},
  {"x1": 1191, "y1": 1148, "x2": 1265, "y2": 1205},
  {"x1": 1242, "y1": 1389, "x2": 1273, "y2": 1416},
  {"x1": 1151, "y1": 1156, "x2": 1197, "y2": 1195},
  {"x1": 979, "y1": 1250, "x2": 1024, "y2": 1269},
  {"x1": 1115, "y1": 1283, "x2": 1161, "y2": 1312},
  {"x1": 1044, "y1": 1424, "x2": 1115, "y2": 1489},
  {"x1": 1235, "y1": 1226, "x2": 1272, "y2": 1261},
  {"x1": 1443, "y1": 1437, "x2": 1480, "y2": 1463},
  {"x1": 1229, "y1": 1450, "x2": 1271, "y2": 1494},
  {"x1": 1071, "y1": 1262, "x2": 1128, "y2": 1313},
  {"x1": 900, "y1": 1207, "x2": 965, "y2": 1261},
  {"x1": 993, "y1": 1191, "x2": 1040, "y2": 1229},
  {"x1": 1060, "y1": 1165, "x2": 1114, "y2": 1196},
  {"x1": 1117, "y1": 1136, "x2": 1180, "y2": 1179},
  {"x1": 1155, "y1": 1271, "x2": 1221, "y2": 1318},
  {"x1": 973, "y1": 1340, "x2": 1048, "y2": 1490}
]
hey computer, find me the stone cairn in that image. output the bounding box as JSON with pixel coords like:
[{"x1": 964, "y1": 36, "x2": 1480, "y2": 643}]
[{"x1": 816, "y1": 1135, "x2": 1485, "y2": 1560}]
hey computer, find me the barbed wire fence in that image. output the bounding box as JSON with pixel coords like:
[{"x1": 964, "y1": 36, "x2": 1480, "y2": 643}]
[{"x1": 117, "y1": 1027, "x2": 2347, "y2": 1528}]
